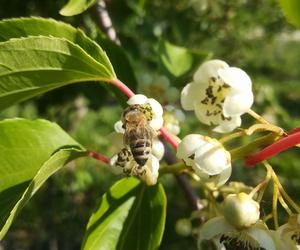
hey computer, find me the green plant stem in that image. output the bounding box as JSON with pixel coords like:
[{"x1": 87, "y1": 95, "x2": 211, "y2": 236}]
[
  {"x1": 159, "y1": 162, "x2": 187, "y2": 175},
  {"x1": 272, "y1": 184, "x2": 279, "y2": 229},
  {"x1": 264, "y1": 161, "x2": 300, "y2": 214},
  {"x1": 230, "y1": 133, "x2": 279, "y2": 161}
]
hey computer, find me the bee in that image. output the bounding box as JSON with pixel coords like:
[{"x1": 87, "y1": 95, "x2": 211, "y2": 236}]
[{"x1": 122, "y1": 104, "x2": 155, "y2": 168}]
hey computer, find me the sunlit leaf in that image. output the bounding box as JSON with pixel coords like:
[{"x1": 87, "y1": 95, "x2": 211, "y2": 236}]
[
  {"x1": 279, "y1": 0, "x2": 300, "y2": 27},
  {"x1": 60, "y1": 0, "x2": 98, "y2": 16},
  {"x1": 0, "y1": 36, "x2": 115, "y2": 111},
  {"x1": 81, "y1": 177, "x2": 166, "y2": 250},
  {"x1": 159, "y1": 40, "x2": 193, "y2": 77},
  {"x1": 0, "y1": 118, "x2": 87, "y2": 239}
]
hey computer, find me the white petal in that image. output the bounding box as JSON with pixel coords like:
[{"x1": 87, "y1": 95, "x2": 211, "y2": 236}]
[
  {"x1": 114, "y1": 120, "x2": 125, "y2": 133},
  {"x1": 109, "y1": 155, "x2": 124, "y2": 175},
  {"x1": 176, "y1": 134, "x2": 206, "y2": 162},
  {"x1": 223, "y1": 91, "x2": 253, "y2": 117},
  {"x1": 152, "y1": 139, "x2": 165, "y2": 160},
  {"x1": 180, "y1": 82, "x2": 203, "y2": 111},
  {"x1": 194, "y1": 101, "x2": 221, "y2": 125},
  {"x1": 198, "y1": 216, "x2": 234, "y2": 241},
  {"x1": 127, "y1": 94, "x2": 147, "y2": 105},
  {"x1": 194, "y1": 139, "x2": 231, "y2": 175},
  {"x1": 149, "y1": 117, "x2": 163, "y2": 130},
  {"x1": 194, "y1": 59, "x2": 229, "y2": 83},
  {"x1": 218, "y1": 67, "x2": 252, "y2": 92},
  {"x1": 213, "y1": 116, "x2": 241, "y2": 133},
  {"x1": 141, "y1": 155, "x2": 160, "y2": 186},
  {"x1": 205, "y1": 166, "x2": 232, "y2": 188},
  {"x1": 247, "y1": 227, "x2": 276, "y2": 250},
  {"x1": 147, "y1": 98, "x2": 163, "y2": 117}
]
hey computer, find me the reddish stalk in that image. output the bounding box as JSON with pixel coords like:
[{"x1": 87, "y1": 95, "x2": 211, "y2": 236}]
[
  {"x1": 245, "y1": 130, "x2": 300, "y2": 166},
  {"x1": 89, "y1": 151, "x2": 110, "y2": 164},
  {"x1": 110, "y1": 78, "x2": 135, "y2": 98}
]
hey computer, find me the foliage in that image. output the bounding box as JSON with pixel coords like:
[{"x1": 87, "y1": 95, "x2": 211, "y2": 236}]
[{"x1": 0, "y1": 1, "x2": 300, "y2": 250}]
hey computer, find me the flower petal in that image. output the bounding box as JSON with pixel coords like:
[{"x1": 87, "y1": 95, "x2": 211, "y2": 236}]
[
  {"x1": 152, "y1": 139, "x2": 165, "y2": 160},
  {"x1": 127, "y1": 94, "x2": 148, "y2": 105},
  {"x1": 140, "y1": 155, "x2": 160, "y2": 186},
  {"x1": 114, "y1": 120, "x2": 125, "y2": 133},
  {"x1": 205, "y1": 166, "x2": 232, "y2": 188},
  {"x1": 194, "y1": 59, "x2": 229, "y2": 84},
  {"x1": 176, "y1": 134, "x2": 207, "y2": 163},
  {"x1": 218, "y1": 67, "x2": 252, "y2": 92},
  {"x1": 194, "y1": 101, "x2": 222, "y2": 126},
  {"x1": 223, "y1": 91, "x2": 254, "y2": 117},
  {"x1": 198, "y1": 216, "x2": 234, "y2": 241},
  {"x1": 148, "y1": 98, "x2": 163, "y2": 117},
  {"x1": 149, "y1": 117, "x2": 164, "y2": 130},
  {"x1": 109, "y1": 155, "x2": 124, "y2": 175},
  {"x1": 194, "y1": 139, "x2": 231, "y2": 175},
  {"x1": 181, "y1": 82, "x2": 204, "y2": 111},
  {"x1": 247, "y1": 227, "x2": 276, "y2": 250},
  {"x1": 213, "y1": 116, "x2": 241, "y2": 133}
]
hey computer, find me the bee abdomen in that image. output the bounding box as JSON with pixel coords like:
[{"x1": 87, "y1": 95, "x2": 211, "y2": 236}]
[{"x1": 130, "y1": 139, "x2": 152, "y2": 166}]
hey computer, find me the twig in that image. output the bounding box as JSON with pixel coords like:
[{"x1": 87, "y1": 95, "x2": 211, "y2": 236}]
[{"x1": 94, "y1": 0, "x2": 120, "y2": 45}]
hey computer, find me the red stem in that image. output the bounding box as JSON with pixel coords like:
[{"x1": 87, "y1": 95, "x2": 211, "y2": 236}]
[
  {"x1": 245, "y1": 130, "x2": 300, "y2": 166},
  {"x1": 89, "y1": 151, "x2": 110, "y2": 164},
  {"x1": 109, "y1": 78, "x2": 179, "y2": 148},
  {"x1": 110, "y1": 78, "x2": 135, "y2": 98}
]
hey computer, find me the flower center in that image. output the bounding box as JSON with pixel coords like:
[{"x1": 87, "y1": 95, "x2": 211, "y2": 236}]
[
  {"x1": 220, "y1": 232, "x2": 265, "y2": 250},
  {"x1": 291, "y1": 232, "x2": 300, "y2": 245},
  {"x1": 200, "y1": 76, "x2": 231, "y2": 125}
]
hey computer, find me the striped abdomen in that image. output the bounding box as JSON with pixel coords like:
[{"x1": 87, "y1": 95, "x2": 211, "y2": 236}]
[{"x1": 130, "y1": 138, "x2": 152, "y2": 167}]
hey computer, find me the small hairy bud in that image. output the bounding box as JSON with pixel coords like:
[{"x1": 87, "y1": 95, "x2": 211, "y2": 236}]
[{"x1": 223, "y1": 192, "x2": 260, "y2": 229}]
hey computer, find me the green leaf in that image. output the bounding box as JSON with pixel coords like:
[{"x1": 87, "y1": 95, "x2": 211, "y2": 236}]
[
  {"x1": 0, "y1": 36, "x2": 115, "y2": 111},
  {"x1": 60, "y1": 0, "x2": 97, "y2": 16},
  {"x1": 279, "y1": 0, "x2": 300, "y2": 27},
  {"x1": 159, "y1": 40, "x2": 193, "y2": 77},
  {"x1": 81, "y1": 177, "x2": 166, "y2": 250},
  {"x1": 0, "y1": 17, "x2": 115, "y2": 76},
  {"x1": 0, "y1": 118, "x2": 87, "y2": 239}
]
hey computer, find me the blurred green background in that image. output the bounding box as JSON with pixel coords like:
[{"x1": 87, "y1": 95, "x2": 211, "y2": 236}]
[{"x1": 1, "y1": 0, "x2": 300, "y2": 249}]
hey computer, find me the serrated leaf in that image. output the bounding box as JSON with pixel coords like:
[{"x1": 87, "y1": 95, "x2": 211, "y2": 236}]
[
  {"x1": 60, "y1": 0, "x2": 98, "y2": 16},
  {"x1": 0, "y1": 36, "x2": 115, "y2": 111},
  {"x1": 81, "y1": 177, "x2": 166, "y2": 250},
  {"x1": 279, "y1": 0, "x2": 300, "y2": 27},
  {"x1": 0, "y1": 17, "x2": 114, "y2": 74},
  {"x1": 159, "y1": 40, "x2": 193, "y2": 77},
  {"x1": 0, "y1": 118, "x2": 87, "y2": 239}
]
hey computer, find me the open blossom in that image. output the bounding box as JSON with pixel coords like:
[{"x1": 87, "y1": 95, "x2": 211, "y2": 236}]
[
  {"x1": 109, "y1": 94, "x2": 165, "y2": 186},
  {"x1": 272, "y1": 214, "x2": 300, "y2": 250},
  {"x1": 181, "y1": 60, "x2": 254, "y2": 133},
  {"x1": 176, "y1": 134, "x2": 231, "y2": 187},
  {"x1": 198, "y1": 193, "x2": 276, "y2": 250}
]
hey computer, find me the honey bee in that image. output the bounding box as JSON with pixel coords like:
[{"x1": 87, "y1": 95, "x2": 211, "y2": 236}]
[{"x1": 122, "y1": 104, "x2": 155, "y2": 168}]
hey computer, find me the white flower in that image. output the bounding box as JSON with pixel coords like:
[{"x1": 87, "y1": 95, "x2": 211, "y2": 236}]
[
  {"x1": 163, "y1": 105, "x2": 185, "y2": 135},
  {"x1": 273, "y1": 214, "x2": 300, "y2": 250},
  {"x1": 198, "y1": 217, "x2": 276, "y2": 250},
  {"x1": 127, "y1": 94, "x2": 164, "y2": 130},
  {"x1": 198, "y1": 193, "x2": 275, "y2": 250},
  {"x1": 176, "y1": 134, "x2": 231, "y2": 187},
  {"x1": 181, "y1": 60, "x2": 254, "y2": 133}
]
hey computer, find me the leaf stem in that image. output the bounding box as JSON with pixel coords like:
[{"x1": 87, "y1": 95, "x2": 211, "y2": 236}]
[
  {"x1": 88, "y1": 151, "x2": 110, "y2": 164},
  {"x1": 110, "y1": 78, "x2": 135, "y2": 98}
]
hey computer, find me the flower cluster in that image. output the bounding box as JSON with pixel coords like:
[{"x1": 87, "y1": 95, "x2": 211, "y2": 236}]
[{"x1": 109, "y1": 94, "x2": 165, "y2": 186}]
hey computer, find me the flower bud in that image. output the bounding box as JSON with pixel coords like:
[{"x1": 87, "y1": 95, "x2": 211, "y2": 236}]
[
  {"x1": 223, "y1": 193, "x2": 260, "y2": 229},
  {"x1": 175, "y1": 218, "x2": 192, "y2": 237}
]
